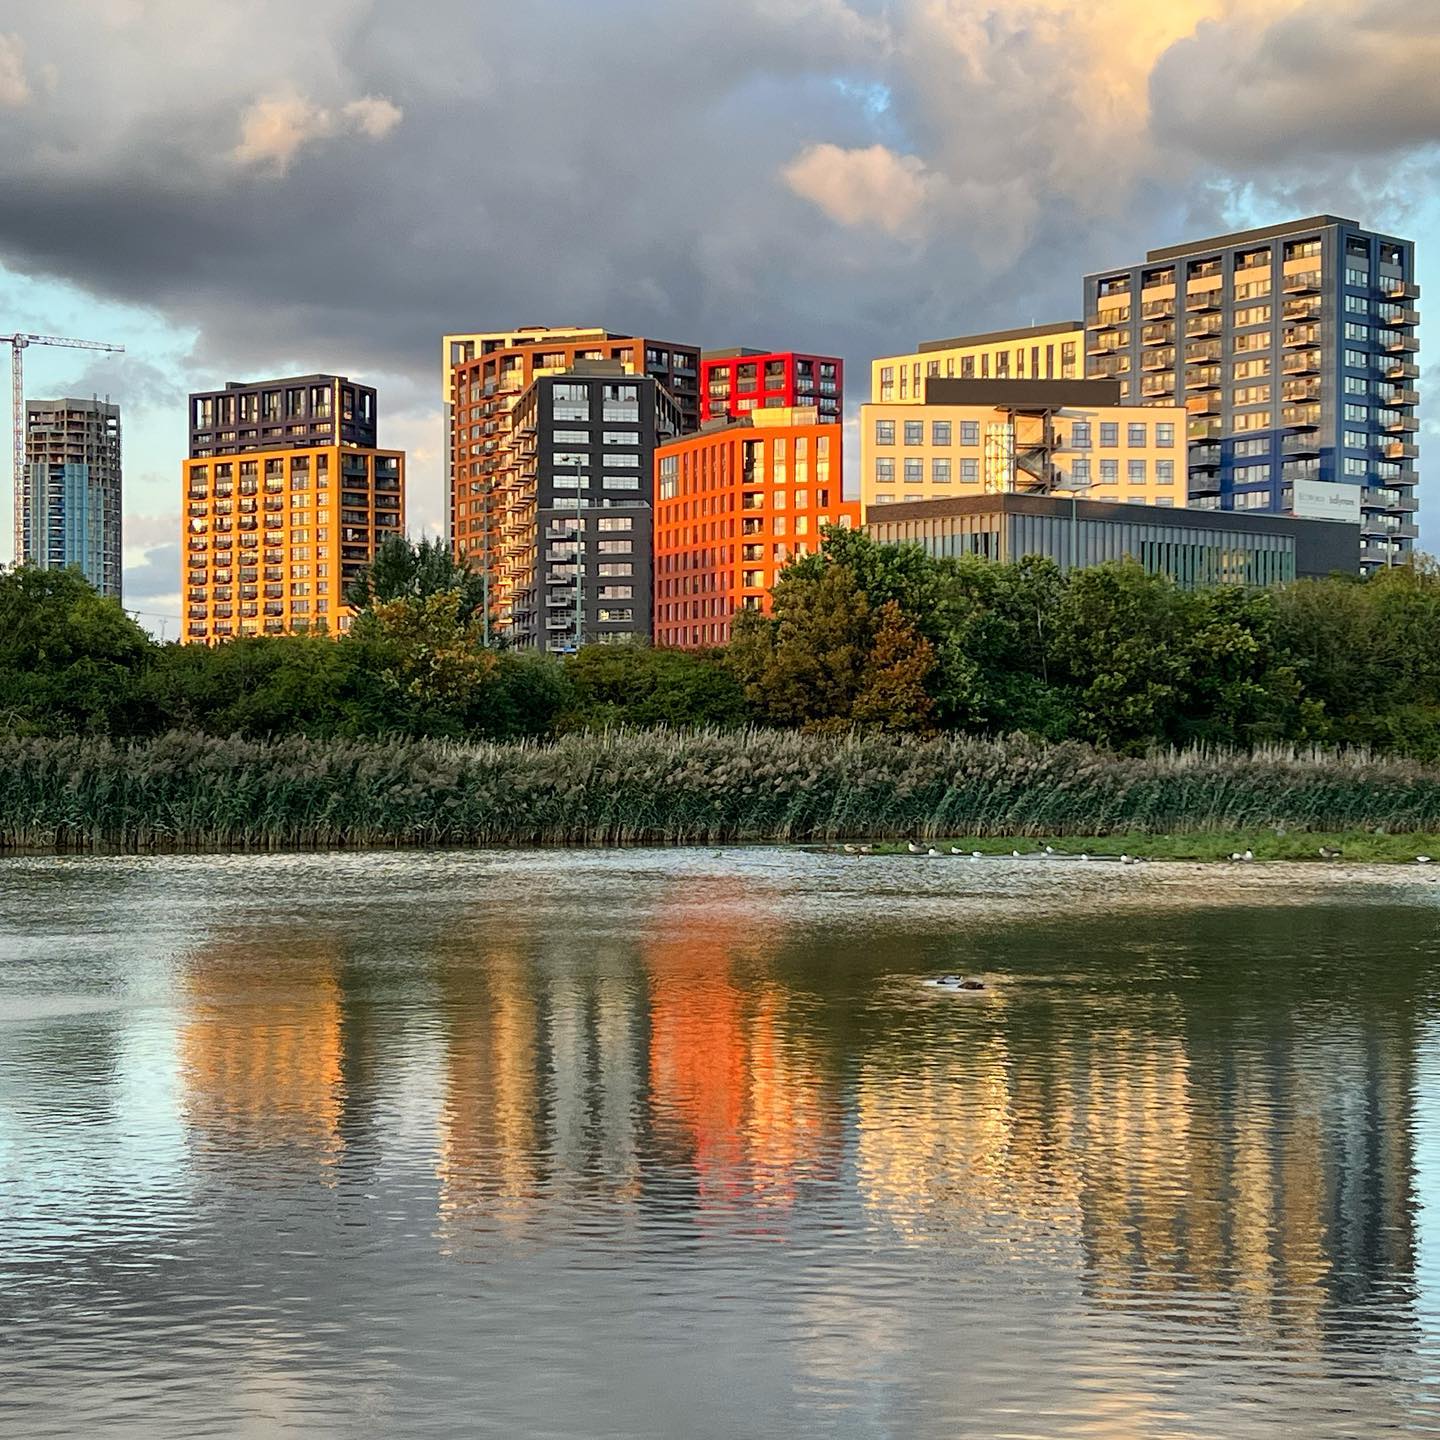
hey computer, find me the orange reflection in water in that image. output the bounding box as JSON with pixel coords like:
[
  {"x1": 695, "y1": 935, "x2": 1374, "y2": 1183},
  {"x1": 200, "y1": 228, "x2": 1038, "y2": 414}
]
[{"x1": 178, "y1": 937, "x2": 344, "y2": 1167}]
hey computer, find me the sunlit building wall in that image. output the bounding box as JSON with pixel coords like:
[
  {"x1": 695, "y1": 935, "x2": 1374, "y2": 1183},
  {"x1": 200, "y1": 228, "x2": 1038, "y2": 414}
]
[{"x1": 871, "y1": 321, "x2": 1083, "y2": 405}]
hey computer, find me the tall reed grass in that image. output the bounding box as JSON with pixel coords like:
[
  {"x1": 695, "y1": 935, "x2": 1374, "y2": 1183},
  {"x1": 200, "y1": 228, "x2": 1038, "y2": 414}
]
[{"x1": 2, "y1": 729, "x2": 1438, "y2": 853}]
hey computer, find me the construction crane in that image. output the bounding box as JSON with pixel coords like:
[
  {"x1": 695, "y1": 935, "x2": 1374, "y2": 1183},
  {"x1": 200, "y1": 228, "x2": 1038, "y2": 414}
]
[{"x1": 5, "y1": 332, "x2": 125, "y2": 561}]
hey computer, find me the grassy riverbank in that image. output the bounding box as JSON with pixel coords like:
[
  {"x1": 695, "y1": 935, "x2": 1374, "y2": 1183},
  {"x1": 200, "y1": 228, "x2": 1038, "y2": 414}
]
[
  {"x1": 861, "y1": 833, "x2": 1440, "y2": 864},
  {"x1": 6, "y1": 730, "x2": 1440, "y2": 854}
]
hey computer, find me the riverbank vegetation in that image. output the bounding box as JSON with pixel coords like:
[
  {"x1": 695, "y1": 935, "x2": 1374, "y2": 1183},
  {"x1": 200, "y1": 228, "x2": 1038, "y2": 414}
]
[
  {"x1": 6, "y1": 729, "x2": 1440, "y2": 852},
  {"x1": 6, "y1": 532, "x2": 1440, "y2": 757}
]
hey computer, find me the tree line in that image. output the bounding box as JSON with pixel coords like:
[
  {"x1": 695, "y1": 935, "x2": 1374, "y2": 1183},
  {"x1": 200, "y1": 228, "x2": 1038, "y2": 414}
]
[{"x1": 3, "y1": 531, "x2": 1438, "y2": 757}]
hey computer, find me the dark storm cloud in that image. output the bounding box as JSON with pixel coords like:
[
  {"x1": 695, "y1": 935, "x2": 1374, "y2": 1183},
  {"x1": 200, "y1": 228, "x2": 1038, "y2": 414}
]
[{"x1": 0, "y1": 0, "x2": 1434, "y2": 406}]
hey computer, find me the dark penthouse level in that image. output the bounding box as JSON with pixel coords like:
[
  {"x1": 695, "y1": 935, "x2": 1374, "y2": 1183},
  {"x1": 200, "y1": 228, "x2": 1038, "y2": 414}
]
[{"x1": 189, "y1": 374, "x2": 378, "y2": 457}]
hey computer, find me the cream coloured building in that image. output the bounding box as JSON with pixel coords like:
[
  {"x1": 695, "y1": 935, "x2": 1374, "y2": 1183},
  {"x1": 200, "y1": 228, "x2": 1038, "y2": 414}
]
[
  {"x1": 860, "y1": 378, "x2": 1188, "y2": 511},
  {"x1": 870, "y1": 321, "x2": 1084, "y2": 404}
]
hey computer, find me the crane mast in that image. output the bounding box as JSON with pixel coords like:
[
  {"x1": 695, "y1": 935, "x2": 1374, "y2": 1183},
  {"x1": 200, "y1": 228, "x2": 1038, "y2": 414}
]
[{"x1": 4, "y1": 332, "x2": 125, "y2": 564}]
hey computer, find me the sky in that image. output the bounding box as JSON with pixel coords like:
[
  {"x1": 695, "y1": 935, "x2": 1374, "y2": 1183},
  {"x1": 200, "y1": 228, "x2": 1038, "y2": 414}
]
[{"x1": 0, "y1": 0, "x2": 1436, "y2": 637}]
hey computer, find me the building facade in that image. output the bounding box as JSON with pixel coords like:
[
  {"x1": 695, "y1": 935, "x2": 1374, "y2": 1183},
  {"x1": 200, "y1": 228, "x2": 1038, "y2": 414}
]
[
  {"x1": 504, "y1": 364, "x2": 682, "y2": 652},
  {"x1": 654, "y1": 408, "x2": 858, "y2": 649},
  {"x1": 866, "y1": 494, "x2": 1358, "y2": 587},
  {"x1": 1082, "y1": 215, "x2": 1419, "y2": 572},
  {"x1": 182, "y1": 445, "x2": 404, "y2": 643},
  {"x1": 860, "y1": 379, "x2": 1188, "y2": 512},
  {"x1": 871, "y1": 322, "x2": 1083, "y2": 405},
  {"x1": 188, "y1": 375, "x2": 377, "y2": 457},
  {"x1": 21, "y1": 397, "x2": 122, "y2": 598},
  {"x1": 449, "y1": 330, "x2": 701, "y2": 631},
  {"x1": 700, "y1": 349, "x2": 843, "y2": 424}
]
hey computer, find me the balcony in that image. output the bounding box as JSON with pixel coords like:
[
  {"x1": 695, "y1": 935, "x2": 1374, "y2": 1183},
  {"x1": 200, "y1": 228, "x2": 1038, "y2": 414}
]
[
  {"x1": 1184, "y1": 367, "x2": 1221, "y2": 391},
  {"x1": 1187, "y1": 418, "x2": 1223, "y2": 441},
  {"x1": 1379, "y1": 306, "x2": 1420, "y2": 328},
  {"x1": 1186, "y1": 288, "x2": 1223, "y2": 312},
  {"x1": 1381, "y1": 276, "x2": 1420, "y2": 300},
  {"x1": 1184, "y1": 315, "x2": 1222, "y2": 338},
  {"x1": 1282, "y1": 405, "x2": 1321, "y2": 430},
  {"x1": 1139, "y1": 374, "x2": 1175, "y2": 398},
  {"x1": 1088, "y1": 308, "x2": 1131, "y2": 331},
  {"x1": 1384, "y1": 414, "x2": 1420, "y2": 434},
  {"x1": 1284, "y1": 270, "x2": 1323, "y2": 294},
  {"x1": 1283, "y1": 326, "x2": 1321, "y2": 348},
  {"x1": 1282, "y1": 434, "x2": 1322, "y2": 458},
  {"x1": 1282, "y1": 462, "x2": 1321, "y2": 483},
  {"x1": 1188, "y1": 468, "x2": 1222, "y2": 495},
  {"x1": 1384, "y1": 440, "x2": 1420, "y2": 461},
  {"x1": 1379, "y1": 387, "x2": 1419, "y2": 407},
  {"x1": 1384, "y1": 357, "x2": 1420, "y2": 380},
  {"x1": 1140, "y1": 349, "x2": 1175, "y2": 371},
  {"x1": 1183, "y1": 340, "x2": 1222, "y2": 364},
  {"x1": 1189, "y1": 444, "x2": 1221, "y2": 469},
  {"x1": 1384, "y1": 332, "x2": 1420, "y2": 353},
  {"x1": 1281, "y1": 298, "x2": 1321, "y2": 323},
  {"x1": 1140, "y1": 297, "x2": 1174, "y2": 319},
  {"x1": 1282, "y1": 351, "x2": 1321, "y2": 376},
  {"x1": 1141, "y1": 323, "x2": 1175, "y2": 346}
]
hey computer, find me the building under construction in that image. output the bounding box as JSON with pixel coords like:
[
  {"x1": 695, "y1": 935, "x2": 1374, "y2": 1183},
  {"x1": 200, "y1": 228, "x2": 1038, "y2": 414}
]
[
  {"x1": 22, "y1": 397, "x2": 123, "y2": 598},
  {"x1": 860, "y1": 377, "x2": 1187, "y2": 512}
]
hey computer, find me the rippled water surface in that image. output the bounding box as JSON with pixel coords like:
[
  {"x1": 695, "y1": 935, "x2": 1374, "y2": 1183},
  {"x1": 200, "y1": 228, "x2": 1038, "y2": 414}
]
[{"x1": 5, "y1": 848, "x2": 1440, "y2": 1437}]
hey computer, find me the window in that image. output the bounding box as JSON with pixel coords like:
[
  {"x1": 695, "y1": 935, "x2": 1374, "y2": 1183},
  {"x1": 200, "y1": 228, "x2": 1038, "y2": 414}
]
[
  {"x1": 1127, "y1": 423, "x2": 1146, "y2": 446},
  {"x1": 1128, "y1": 459, "x2": 1146, "y2": 484},
  {"x1": 1156, "y1": 423, "x2": 1174, "y2": 447},
  {"x1": 1234, "y1": 332, "x2": 1270, "y2": 353},
  {"x1": 597, "y1": 516, "x2": 632, "y2": 532},
  {"x1": 875, "y1": 419, "x2": 895, "y2": 445},
  {"x1": 604, "y1": 452, "x2": 641, "y2": 468},
  {"x1": 1234, "y1": 384, "x2": 1271, "y2": 407},
  {"x1": 554, "y1": 429, "x2": 589, "y2": 445},
  {"x1": 1100, "y1": 422, "x2": 1118, "y2": 447},
  {"x1": 598, "y1": 540, "x2": 633, "y2": 554},
  {"x1": 904, "y1": 458, "x2": 923, "y2": 482},
  {"x1": 1072, "y1": 459, "x2": 1091, "y2": 482},
  {"x1": 1156, "y1": 460, "x2": 1174, "y2": 485},
  {"x1": 1344, "y1": 402, "x2": 1369, "y2": 423},
  {"x1": 932, "y1": 421, "x2": 951, "y2": 446},
  {"x1": 960, "y1": 459, "x2": 978, "y2": 483},
  {"x1": 1071, "y1": 421, "x2": 1091, "y2": 449},
  {"x1": 1233, "y1": 410, "x2": 1271, "y2": 431},
  {"x1": 932, "y1": 458, "x2": 951, "y2": 483},
  {"x1": 1234, "y1": 438, "x2": 1269, "y2": 458},
  {"x1": 1344, "y1": 430, "x2": 1369, "y2": 450},
  {"x1": 960, "y1": 421, "x2": 980, "y2": 446},
  {"x1": 602, "y1": 384, "x2": 639, "y2": 421},
  {"x1": 1344, "y1": 322, "x2": 1370, "y2": 341},
  {"x1": 875, "y1": 458, "x2": 894, "y2": 483},
  {"x1": 1233, "y1": 358, "x2": 1271, "y2": 380},
  {"x1": 1233, "y1": 304, "x2": 1271, "y2": 328},
  {"x1": 1346, "y1": 293, "x2": 1369, "y2": 314},
  {"x1": 904, "y1": 420, "x2": 923, "y2": 446},
  {"x1": 597, "y1": 609, "x2": 633, "y2": 623},
  {"x1": 658, "y1": 456, "x2": 679, "y2": 500},
  {"x1": 552, "y1": 383, "x2": 590, "y2": 422},
  {"x1": 1345, "y1": 348, "x2": 1368, "y2": 369},
  {"x1": 1345, "y1": 376, "x2": 1369, "y2": 395},
  {"x1": 1099, "y1": 460, "x2": 1119, "y2": 484},
  {"x1": 961, "y1": 356, "x2": 976, "y2": 379},
  {"x1": 602, "y1": 431, "x2": 638, "y2": 446}
]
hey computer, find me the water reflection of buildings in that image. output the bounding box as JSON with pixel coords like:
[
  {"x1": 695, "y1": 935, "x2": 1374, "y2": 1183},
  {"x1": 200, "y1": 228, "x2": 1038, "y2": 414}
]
[
  {"x1": 179, "y1": 938, "x2": 345, "y2": 1167},
  {"x1": 644, "y1": 893, "x2": 841, "y2": 1214},
  {"x1": 434, "y1": 920, "x2": 648, "y2": 1246},
  {"x1": 855, "y1": 976, "x2": 1421, "y2": 1345}
]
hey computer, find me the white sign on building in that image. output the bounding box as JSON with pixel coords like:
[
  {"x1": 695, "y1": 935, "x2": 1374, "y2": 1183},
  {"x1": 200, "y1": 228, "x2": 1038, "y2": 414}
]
[{"x1": 1291, "y1": 478, "x2": 1362, "y2": 524}]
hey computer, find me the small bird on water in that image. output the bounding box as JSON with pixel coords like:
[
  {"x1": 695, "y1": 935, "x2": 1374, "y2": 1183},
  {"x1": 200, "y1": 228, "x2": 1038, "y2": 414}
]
[{"x1": 907, "y1": 841, "x2": 924, "y2": 854}]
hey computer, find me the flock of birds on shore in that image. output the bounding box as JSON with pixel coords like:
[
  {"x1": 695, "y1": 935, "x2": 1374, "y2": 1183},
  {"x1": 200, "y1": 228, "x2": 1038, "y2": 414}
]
[{"x1": 837, "y1": 842, "x2": 1436, "y2": 865}]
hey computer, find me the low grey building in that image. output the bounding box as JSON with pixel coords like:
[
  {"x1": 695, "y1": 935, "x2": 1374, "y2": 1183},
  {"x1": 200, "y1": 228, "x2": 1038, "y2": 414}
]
[{"x1": 865, "y1": 493, "x2": 1359, "y2": 588}]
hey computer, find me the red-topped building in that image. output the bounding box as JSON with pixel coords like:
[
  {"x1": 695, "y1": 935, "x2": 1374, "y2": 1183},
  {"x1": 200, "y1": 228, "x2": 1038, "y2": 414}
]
[{"x1": 700, "y1": 349, "x2": 843, "y2": 425}]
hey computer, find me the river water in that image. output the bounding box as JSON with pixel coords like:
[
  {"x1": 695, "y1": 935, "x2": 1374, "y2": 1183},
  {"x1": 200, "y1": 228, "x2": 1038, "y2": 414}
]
[{"x1": 3, "y1": 848, "x2": 1440, "y2": 1437}]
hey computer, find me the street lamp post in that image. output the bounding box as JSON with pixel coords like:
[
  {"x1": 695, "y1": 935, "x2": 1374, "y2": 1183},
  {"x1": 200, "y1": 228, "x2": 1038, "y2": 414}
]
[{"x1": 1058, "y1": 475, "x2": 1091, "y2": 574}]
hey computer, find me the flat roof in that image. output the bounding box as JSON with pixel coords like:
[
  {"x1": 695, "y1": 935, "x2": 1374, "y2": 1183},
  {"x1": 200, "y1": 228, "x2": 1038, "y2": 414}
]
[
  {"x1": 914, "y1": 320, "x2": 1082, "y2": 354},
  {"x1": 1143, "y1": 214, "x2": 1357, "y2": 263},
  {"x1": 865, "y1": 491, "x2": 1352, "y2": 539},
  {"x1": 908, "y1": 378, "x2": 1124, "y2": 409}
]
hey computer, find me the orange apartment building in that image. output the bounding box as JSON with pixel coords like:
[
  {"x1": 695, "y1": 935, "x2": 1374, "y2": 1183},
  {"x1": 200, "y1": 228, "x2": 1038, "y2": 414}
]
[
  {"x1": 182, "y1": 444, "x2": 404, "y2": 642},
  {"x1": 653, "y1": 407, "x2": 858, "y2": 649},
  {"x1": 182, "y1": 374, "x2": 404, "y2": 643},
  {"x1": 447, "y1": 328, "x2": 700, "y2": 634}
]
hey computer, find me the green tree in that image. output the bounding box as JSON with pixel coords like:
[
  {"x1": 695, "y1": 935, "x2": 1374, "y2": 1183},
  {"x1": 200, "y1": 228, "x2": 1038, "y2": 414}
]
[
  {"x1": 0, "y1": 565, "x2": 154, "y2": 735},
  {"x1": 344, "y1": 534, "x2": 488, "y2": 626},
  {"x1": 561, "y1": 645, "x2": 750, "y2": 730}
]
